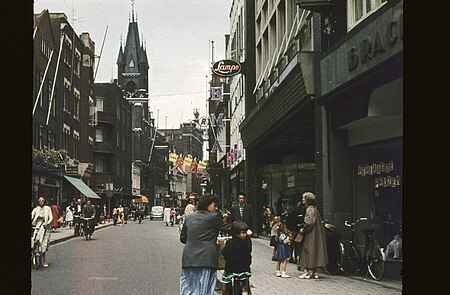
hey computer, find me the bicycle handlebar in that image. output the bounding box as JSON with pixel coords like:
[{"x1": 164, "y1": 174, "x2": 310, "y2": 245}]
[{"x1": 344, "y1": 217, "x2": 368, "y2": 227}]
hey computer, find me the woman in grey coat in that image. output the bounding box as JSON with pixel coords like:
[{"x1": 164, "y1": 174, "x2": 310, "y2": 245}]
[
  {"x1": 180, "y1": 194, "x2": 230, "y2": 295},
  {"x1": 298, "y1": 192, "x2": 329, "y2": 279}
]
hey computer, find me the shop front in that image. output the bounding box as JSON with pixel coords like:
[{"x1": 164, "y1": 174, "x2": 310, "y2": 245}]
[
  {"x1": 240, "y1": 51, "x2": 317, "y2": 234},
  {"x1": 318, "y1": 0, "x2": 403, "y2": 258}
]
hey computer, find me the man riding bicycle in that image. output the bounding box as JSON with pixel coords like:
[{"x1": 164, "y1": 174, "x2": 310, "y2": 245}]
[
  {"x1": 73, "y1": 198, "x2": 83, "y2": 236},
  {"x1": 135, "y1": 202, "x2": 145, "y2": 222},
  {"x1": 82, "y1": 199, "x2": 96, "y2": 237}
]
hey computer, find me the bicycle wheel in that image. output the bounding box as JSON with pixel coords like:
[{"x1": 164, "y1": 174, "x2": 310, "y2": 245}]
[
  {"x1": 323, "y1": 240, "x2": 343, "y2": 275},
  {"x1": 340, "y1": 241, "x2": 360, "y2": 276},
  {"x1": 32, "y1": 244, "x2": 42, "y2": 270},
  {"x1": 367, "y1": 241, "x2": 385, "y2": 281},
  {"x1": 233, "y1": 278, "x2": 249, "y2": 295}
]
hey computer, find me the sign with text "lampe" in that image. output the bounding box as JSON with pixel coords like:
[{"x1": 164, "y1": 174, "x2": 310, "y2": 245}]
[{"x1": 211, "y1": 60, "x2": 242, "y2": 77}]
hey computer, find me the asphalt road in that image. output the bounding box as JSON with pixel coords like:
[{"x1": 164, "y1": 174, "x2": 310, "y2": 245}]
[{"x1": 31, "y1": 219, "x2": 183, "y2": 295}]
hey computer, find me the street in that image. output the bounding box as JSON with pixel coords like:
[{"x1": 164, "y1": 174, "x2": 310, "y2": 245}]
[
  {"x1": 31, "y1": 219, "x2": 183, "y2": 295},
  {"x1": 31, "y1": 218, "x2": 402, "y2": 295}
]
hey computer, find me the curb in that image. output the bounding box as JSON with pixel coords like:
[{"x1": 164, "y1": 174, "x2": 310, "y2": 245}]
[{"x1": 50, "y1": 223, "x2": 114, "y2": 245}]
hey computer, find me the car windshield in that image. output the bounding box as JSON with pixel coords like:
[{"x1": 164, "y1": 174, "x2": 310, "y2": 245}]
[{"x1": 153, "y1": 207, "x2": 163, "y2": 212}]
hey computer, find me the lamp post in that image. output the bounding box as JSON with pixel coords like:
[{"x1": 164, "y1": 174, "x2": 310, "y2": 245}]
[{"x1": 106, "y1": 181, "x2": 113, "y2": 222}]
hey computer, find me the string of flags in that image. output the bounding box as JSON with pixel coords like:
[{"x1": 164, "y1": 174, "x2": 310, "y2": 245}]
[{"x1": 168, "y1": 153, "x2": 208, "y2": 178}]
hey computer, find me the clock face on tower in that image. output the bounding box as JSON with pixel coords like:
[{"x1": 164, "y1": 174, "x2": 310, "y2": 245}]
[{"x1": 126, "y1": 81, "x2": 137, "y2": 94}]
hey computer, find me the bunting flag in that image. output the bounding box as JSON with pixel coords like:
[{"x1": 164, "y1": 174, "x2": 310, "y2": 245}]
[
  {"x1": 197, "y1": 160, "x2": 208, "y2": 178},
  {"x1": 183, "y1": 155, "x2": 192, "y2": 167},
  {"x1": 168, "y1": 152, "x2": 208, "y2": 178},
  {"x1": 169, "y1": 152, "x2": 178, "y2": 163}
]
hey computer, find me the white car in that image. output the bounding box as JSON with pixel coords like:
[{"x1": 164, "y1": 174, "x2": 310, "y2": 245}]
[{"x1": 150, "y1": 206, "x2": 164, "y2": 220}]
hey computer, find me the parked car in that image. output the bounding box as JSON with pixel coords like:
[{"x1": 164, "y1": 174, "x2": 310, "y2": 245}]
[{"x1": 150, "y1": 206, "x2": 164, "y2": 220}]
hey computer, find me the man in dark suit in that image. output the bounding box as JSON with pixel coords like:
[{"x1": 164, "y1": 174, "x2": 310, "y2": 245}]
[{"x1": 229, "y1": 193, "x2": 257, "y2": 238}]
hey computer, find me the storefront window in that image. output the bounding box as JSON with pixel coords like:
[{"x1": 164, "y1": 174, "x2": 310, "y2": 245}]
[{"x1": 353, "y1": 141, "x2": 402, "y2": 247}]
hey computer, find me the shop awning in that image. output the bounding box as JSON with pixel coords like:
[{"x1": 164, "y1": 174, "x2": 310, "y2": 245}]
[
  {"x1": 64, "y1": 176, "x2": 101, "y2": 199},
  {"x1": 133, "y1": 194, "x2": 149, "y2": 203}
]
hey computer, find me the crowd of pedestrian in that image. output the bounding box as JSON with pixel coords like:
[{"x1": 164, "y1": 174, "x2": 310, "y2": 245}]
[{"x1": 176, "y1": 190, "x2": 329, "y2": 295}]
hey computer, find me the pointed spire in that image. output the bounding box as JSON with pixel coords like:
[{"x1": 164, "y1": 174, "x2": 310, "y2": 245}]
[
  {"x1": 117, "y1": 44, "x2": 125, "y2": 65},
  {"x1": 131, "y1": 0, "x2": 135, "y2": 23},
  {"x1": 117, "y1": 34, "x2": 125, "y2": 65}
]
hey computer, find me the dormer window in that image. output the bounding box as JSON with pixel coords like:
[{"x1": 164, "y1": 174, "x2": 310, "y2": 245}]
[{"x1": 129, "y1": 59, "x2": 135, "y2": 68}]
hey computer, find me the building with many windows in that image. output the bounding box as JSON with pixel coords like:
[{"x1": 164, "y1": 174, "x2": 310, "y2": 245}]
[
  {"x1": 226, "y1": 0, "x2": 256, "y2": 205},
  {"x1": 33, "y1": 10, "x2": 97, "y2": 206},
  {"x1": 239, "y1": 0, "x2": 319, "y2": 228},
  {"x1": 91, "y1": 81, "x2": 133, "y2": 212}
]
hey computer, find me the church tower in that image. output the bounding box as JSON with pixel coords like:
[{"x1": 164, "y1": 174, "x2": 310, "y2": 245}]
[
  {"x1": 117, "y1": 1, "x2": 154, "y2": 198},
  {"x1": 117, "y1": 1, "x2": 149, "y2": 96}
]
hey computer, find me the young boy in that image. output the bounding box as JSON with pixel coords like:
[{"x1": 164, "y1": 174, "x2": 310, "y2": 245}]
[{"x1": 221, "y1": 220, "x2": 252, "y2": 295}]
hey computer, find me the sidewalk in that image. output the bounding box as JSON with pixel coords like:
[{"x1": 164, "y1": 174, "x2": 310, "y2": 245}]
[
  {"x1": 215, "y1": 236, "x2": 402, "y2": 295},
  {"x1": 49, "y1": 220, "x2": 114, "y2": 245}
]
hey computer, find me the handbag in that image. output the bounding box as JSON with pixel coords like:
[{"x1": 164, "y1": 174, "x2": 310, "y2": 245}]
[
  {"x1": 57, "y1": 217, "x2": 64, "y2": 224},
  {"x1": 270, "y1": 236, "x2": 276, "y2": 246},
  {"x1": 294, "y1": 231, "x2": 304, "y2": 243}
]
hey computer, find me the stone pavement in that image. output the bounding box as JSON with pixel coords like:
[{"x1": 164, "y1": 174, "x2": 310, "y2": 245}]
[{"x1": 215, "y1": 237, "x2": 402, "y2": 295}]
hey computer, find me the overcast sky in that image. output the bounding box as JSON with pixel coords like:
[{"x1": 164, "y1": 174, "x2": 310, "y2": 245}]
[{"x1": 34, "y1": 0, "x2": 231, "y2": 129}]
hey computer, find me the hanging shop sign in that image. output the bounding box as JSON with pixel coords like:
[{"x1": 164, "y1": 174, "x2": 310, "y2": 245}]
[
  {"x1": 211, "y1": 139, "x2": 223, "y2": 153},
  {"x1": 229, "y1": 141, "x2": 245, "y2": 170},
  {"x1": 198, "y1": 116, "x2": 209, "y2": 129},
  {"x1": 212, "y1": 59, "x2": 242, "y2": 77},
  {"x1": 211, "y1": 86, "x2": 223, "y2": 101},
  {"x1": 210, "y1": 113, "x2": 224, "y2": 127}
]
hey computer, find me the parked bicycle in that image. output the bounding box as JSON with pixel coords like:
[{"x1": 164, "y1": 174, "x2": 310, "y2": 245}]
[
  {"x1": 31, "y1": 224, "x2": 45, "y2": 270},
  {"x1": 340, "y1": 217, "x2": 385, "y2": 281},
  {"x1": 322, "y1": 220, "x2": 344, "y2": 275}
]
